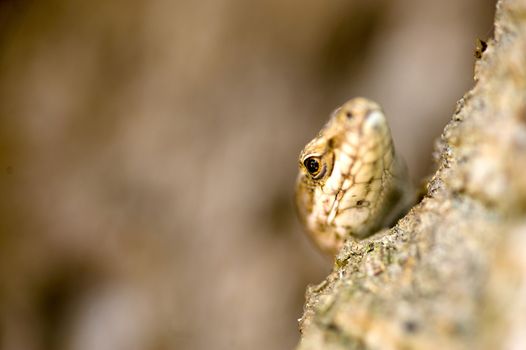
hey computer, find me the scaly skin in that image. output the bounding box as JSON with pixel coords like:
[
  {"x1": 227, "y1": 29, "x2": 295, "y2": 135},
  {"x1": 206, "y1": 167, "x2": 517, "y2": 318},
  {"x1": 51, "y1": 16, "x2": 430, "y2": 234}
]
[{"x1": 295, "y1": 98, "x2": 415, "y2": 254}]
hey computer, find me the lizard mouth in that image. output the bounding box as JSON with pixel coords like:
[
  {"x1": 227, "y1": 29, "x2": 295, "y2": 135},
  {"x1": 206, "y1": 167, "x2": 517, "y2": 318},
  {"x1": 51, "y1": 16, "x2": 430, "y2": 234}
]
[{"x1": 326, "y1": 189, "x2": 344, "y2": 226}]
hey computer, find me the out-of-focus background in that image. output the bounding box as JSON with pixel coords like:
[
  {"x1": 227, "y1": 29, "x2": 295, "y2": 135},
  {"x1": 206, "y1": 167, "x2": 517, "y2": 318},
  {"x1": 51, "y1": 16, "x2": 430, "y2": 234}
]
[{"x1": 0, "y1": 1, "x2": 495, "y2": 349}]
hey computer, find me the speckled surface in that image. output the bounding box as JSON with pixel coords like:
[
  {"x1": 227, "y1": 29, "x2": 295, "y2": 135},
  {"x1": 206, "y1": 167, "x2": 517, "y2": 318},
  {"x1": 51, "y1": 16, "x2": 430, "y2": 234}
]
[{"x1": 297, "y1": 0, "x2": 526, "y2": 348}]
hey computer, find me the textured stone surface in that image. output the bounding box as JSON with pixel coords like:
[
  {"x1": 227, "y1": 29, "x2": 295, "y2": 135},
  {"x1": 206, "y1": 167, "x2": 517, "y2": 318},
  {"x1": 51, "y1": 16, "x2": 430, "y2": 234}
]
[{"x1": 297, "y1": 0, "x2": 526, "y2": 348}]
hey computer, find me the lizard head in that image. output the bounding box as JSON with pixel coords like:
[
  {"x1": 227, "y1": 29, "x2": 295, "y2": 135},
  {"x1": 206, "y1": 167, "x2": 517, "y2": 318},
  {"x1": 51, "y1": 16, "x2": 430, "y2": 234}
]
[{"x1": 295, "y1": 98, "x2": 393, "y2": 254}]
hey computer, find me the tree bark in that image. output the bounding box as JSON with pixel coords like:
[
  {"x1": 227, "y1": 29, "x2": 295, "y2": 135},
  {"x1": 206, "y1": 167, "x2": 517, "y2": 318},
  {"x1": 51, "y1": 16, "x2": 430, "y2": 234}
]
[{"x1": 297, "y1": 0, "x2": 526, "y2": 349}]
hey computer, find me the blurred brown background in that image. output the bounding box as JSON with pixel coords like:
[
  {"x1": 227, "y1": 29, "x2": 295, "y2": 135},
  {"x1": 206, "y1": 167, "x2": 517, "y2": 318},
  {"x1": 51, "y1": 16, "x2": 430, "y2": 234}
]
[{"x1": 0, "y1": 1, "x2": 495, "y2": 349}]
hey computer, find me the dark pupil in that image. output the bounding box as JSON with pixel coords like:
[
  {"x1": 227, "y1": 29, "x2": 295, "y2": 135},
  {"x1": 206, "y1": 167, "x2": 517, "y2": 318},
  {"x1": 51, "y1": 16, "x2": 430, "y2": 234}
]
[{"x1": 305, "y1": 158, "x2": 320, "y2": 174}]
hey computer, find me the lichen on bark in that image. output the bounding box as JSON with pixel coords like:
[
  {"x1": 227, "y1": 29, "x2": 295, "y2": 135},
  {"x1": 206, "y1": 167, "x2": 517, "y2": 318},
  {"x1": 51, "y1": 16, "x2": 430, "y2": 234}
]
[{"x1": 297, "y1": 0, "x2": 526, "y2": 349}]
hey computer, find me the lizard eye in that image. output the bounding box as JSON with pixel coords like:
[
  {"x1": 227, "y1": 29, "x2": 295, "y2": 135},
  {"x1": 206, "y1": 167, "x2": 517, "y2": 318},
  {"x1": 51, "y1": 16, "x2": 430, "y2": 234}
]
[{"x1": 304, "y1": 156, "x2": 321, "y2": 176}]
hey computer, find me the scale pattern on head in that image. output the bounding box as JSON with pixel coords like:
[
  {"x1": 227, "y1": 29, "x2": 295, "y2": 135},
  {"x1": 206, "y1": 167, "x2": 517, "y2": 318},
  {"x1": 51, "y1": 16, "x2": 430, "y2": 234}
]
[{"x1": 295, "y1": 97, "x2": 412, "y2": 254}]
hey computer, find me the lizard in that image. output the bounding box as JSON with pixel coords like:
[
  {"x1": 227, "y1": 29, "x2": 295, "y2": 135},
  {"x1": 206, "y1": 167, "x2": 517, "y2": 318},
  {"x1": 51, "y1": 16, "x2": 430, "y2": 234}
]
[{"x1": 295, "y1": 97, "x2": 415, "y2": 255}]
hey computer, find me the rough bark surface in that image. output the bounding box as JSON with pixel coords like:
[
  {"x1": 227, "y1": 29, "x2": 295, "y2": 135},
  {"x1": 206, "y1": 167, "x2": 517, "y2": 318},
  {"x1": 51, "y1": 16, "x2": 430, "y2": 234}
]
[{"x1": 297, "y1": 0, "x2": 526, "y2": 349}]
